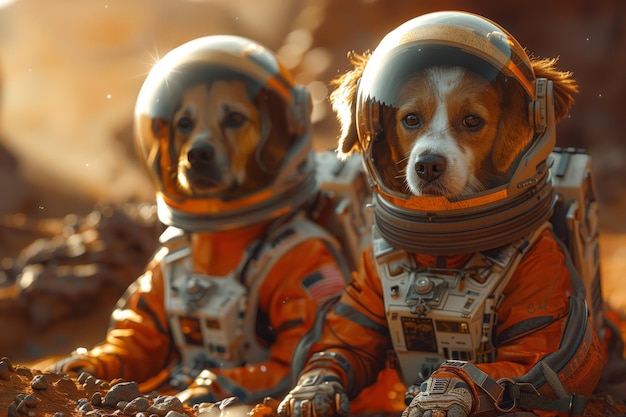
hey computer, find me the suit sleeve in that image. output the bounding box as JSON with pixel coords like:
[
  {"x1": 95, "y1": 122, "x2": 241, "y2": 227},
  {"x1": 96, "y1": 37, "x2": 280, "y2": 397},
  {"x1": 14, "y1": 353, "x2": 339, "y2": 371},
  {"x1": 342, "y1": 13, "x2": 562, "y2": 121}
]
[
  {"x1": 299, "y1": 245, "x2": 393, "y2": 399},
  {"x1": 472, "y1": 229, "x2": 605, "y2": 397},
  {"x1": 71, "y1": 248, "x2": 176, "y2": 383}
]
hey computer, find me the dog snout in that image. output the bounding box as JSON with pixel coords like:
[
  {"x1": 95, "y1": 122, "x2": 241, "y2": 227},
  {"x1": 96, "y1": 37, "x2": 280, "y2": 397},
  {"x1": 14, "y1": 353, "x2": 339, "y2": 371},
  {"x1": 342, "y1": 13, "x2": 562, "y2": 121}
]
[
  {"x1": 415, "y1": 154, "x2": 446, "y2": 182},
  {"x1": 187, "y1": 143, "x2": 215, "y2": 167}
]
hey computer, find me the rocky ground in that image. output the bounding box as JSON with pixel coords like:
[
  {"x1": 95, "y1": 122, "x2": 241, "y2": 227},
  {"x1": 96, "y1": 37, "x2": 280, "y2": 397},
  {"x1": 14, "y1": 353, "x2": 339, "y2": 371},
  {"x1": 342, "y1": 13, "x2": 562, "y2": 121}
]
[{"x1": 0, "y1": 356, "x2": 264, "y2": 417}]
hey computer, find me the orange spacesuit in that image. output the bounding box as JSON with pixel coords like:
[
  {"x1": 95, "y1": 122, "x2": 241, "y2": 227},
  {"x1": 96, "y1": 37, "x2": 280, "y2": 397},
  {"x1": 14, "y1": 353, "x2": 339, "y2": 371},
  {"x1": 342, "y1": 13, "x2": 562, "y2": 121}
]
[
  {"x1": 47, "y1": 35, "x2": 350, "y2": 405},
  {"x1": 51, "y1": 216, "x2": 347, "y2": 403},
  {"x1": 283, "y1": 228, "x2": 604, "y2": 416},
  {"x1": 278, "y1": 11, "x2": 610, "y2": 417}
]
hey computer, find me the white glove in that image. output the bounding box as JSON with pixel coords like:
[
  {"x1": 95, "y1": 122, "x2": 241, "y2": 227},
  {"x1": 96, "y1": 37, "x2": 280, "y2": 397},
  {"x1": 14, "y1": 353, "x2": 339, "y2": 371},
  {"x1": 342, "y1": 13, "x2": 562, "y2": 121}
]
[
  {"x1": 175, "y1": 369, "x2": 219, "y2": 406},
  {"x1": 46, "y1": 349, "x2": 97, "y2": 376},
  {"x1": 277, "y1": 370, "x2": 350, "y2": 417},
  {"x1": 402, "y1": 373, "x2": 473, "y2": 417}
]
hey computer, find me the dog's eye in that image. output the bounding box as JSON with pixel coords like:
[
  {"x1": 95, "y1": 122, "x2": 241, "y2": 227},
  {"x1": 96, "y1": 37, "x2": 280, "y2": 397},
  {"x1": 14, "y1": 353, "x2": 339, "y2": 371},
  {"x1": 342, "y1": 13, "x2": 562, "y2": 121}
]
[
  {"x1": 463, "y1": 115, "x2": 483, "y2": 129},
  {"x1": 176, "y1": 116, "x2": 195, "y2": 134},
  {"x1": 402, "y1": 114, "x2": 421, "y2": 128},
  {"x1": 223, "y1": 112, "x2": 247, "y2": 128}
]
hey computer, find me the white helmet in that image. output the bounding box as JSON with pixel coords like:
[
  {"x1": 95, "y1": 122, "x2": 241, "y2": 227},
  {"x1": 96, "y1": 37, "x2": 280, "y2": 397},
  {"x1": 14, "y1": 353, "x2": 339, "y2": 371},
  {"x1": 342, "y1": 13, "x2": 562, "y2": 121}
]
[
  {"x1": 354, "y1": 11, "x2": 556, "y2": 254},
  {"x1": 134, "y1": 35, "x2": 316, "y2": 231}
]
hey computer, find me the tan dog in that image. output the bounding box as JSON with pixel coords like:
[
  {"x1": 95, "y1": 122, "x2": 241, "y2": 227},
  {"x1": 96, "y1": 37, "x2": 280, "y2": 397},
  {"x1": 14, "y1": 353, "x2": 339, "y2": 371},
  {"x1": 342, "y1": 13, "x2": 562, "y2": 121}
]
[
  {"x1": 330, "y1": 52, "x2": 579, "y2": 198},
  {"x1": 173, "y1": 80, "x2": 262, "y2": 197},
  {"x1": 168, "y1": 77, "x2": 293, "y2": 200}
]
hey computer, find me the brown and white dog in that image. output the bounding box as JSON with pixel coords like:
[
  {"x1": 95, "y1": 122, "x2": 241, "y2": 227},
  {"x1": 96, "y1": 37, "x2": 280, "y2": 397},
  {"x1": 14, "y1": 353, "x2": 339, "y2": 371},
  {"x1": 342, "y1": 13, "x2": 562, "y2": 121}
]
[
  {"x1": 330, "y1": 52, "x2": 579, "y2": 198},
  {"x1": 171, "y1": 80, "x2": 288, "y2": 198}
]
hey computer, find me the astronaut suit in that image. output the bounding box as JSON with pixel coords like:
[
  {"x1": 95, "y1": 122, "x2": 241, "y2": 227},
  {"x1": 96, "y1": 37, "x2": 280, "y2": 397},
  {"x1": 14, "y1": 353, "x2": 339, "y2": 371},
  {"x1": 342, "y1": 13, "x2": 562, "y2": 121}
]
[
  {"x1": 48, "y1": 35, "x2": 350, "y2": 405},
  {"x1": 278, "y1": 11, "x2": 609, "y2": 417}
]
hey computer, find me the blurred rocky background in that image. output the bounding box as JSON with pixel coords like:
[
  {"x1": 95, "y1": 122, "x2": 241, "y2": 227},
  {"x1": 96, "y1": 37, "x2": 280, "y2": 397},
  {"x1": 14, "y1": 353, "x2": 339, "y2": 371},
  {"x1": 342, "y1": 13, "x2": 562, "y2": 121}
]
[{"x1": 0, "y1": 0, "x2": 625, "y2": 364}]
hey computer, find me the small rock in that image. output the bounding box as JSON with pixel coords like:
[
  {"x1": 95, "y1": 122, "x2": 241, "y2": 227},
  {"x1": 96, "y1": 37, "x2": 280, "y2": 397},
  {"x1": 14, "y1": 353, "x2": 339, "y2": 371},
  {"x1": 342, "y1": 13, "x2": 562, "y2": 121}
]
[
  {"x1": 78, "y1": 402, "x2": 93, "y2": 412},
  {"x1": 18, "y1": 394, "x2": 38, "y2": 409},
  {"x1": 144, "y1": 391, "x2": 158, "y2": 400},
  {"x1": 102, "y1": 381, "x2": 141, "y2": 407},
  {"x1": 7, "y1": 403, "x2": 17, "y2": 417},
  {"x1": 83, "y1": 375, "x2": 98, "y2": 387},
  {"x1": 17, "y1": 400, "x2": 27, "y2": 414},
  {"x1": 15, "y1": 367, "x2": 33, "y2": 378},
  {"x1": 0, "y1": 360, "x2": 11, "y2": 381},
  {"x1": 91, "y1": 392, "x2": 103, "y2": 406},
  {"x1": 0, "y1": 362, "x2": 11, "y2": 381},
  {"x1": 55, "y1": 376, "x2": 79, "y2": 394},
  {"x1": 77, "y1": 372, "x2": 92, "y2": 384},
  {"x1": 124, "y1": 397, "x2": 150, "y2": 413},
  {"x1": 53, "y1": 413, "x2": 65, "y2": 417},
  {"x1": 14, "y1": 393, "x2": 28, "y2": 405},
  {"x1": 147, "y1": 396, "x2": 185, "y2": 417},
  {"x1": 31, "y1": 374, "x2": 49, "y2": 390},
  {"x1": 0, "y1": 357, "x2": 15, "y2": 371},
  {"x1": 95, "y1": 379, "x2": 110, "y2": 389}
]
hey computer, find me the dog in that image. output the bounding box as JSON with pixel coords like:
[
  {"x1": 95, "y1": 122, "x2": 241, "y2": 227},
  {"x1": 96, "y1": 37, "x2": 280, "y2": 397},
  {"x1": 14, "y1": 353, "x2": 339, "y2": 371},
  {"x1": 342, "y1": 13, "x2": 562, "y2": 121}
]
[
  {"x1": 330, "y1": 52, "x2": 579, "y2": 197},
  {"x1": 171, "y1": 79, "x2": 288, "y2": 198}
]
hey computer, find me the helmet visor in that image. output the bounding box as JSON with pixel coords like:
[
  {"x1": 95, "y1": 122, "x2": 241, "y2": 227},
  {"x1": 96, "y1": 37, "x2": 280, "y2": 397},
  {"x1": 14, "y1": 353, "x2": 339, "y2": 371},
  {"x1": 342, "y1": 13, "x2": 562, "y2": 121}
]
[{"x1": 355, "y1": 11, "x2": 537, "y2": 208}]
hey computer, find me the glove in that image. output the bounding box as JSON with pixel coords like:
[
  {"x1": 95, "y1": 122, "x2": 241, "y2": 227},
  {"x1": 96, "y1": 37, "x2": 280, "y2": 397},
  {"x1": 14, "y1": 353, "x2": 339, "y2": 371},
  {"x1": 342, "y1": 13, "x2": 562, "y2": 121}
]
[
  {"x1": 175, "y1": 369, "x2": 220, "y2": 406},
  {"x1": 46, "y1": 350, "x2": 98, "y2": 376},
  {"x1": 402, "y1": 371, "x2": 473, "y2": 417},
  {"x1": 277, "y1": 370, "x2": 350, "y2": 417}
]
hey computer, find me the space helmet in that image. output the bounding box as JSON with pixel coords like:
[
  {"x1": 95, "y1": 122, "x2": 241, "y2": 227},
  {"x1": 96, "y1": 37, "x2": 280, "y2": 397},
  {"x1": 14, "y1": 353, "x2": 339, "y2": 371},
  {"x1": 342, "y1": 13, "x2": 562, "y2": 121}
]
[
  {"x1": 355, "y1": 11, "x2": 557, "y2": 255},
  {"x1": 134, "y1": 35, "x2": 317, "y2": 231}
]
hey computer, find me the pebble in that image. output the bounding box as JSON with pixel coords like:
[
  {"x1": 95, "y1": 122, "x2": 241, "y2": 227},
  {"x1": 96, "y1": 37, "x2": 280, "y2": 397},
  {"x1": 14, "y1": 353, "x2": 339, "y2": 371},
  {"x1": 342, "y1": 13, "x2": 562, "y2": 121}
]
[
  {"x1": 147, "y1": 396, "x2": 186, "y2": 417},
  {"x1": 92, "y1": 391, "x2": 103, "y2": 406},
  {"x1": 124, "y1": 397, "x2": 150, "y2": 413},
  {"x1": 31, "y1": 374, "x2": 49, "y2": 390},
  {"x1": 78, "y1": 372, "x2": 92, "y2": 384},
  {"x1": 83, "y1": 375, "x2": 99, "y2": 387},
  {"x1": 15, "y1": 367, "x2": 33, "y2": 378},
  {"x1": 1, "y1": 361, "x2": 198, "y2": 417},
  {"x1": 0, "y1": 357, "x2": 15, "y2": 371},
  {"x1": 18, "y1": 394, "x2": 38, "y2": 409},
  {"x1": 79, "y1": 401, "x2": 94, "y2": 412},
  {"x1": 7, "y1": 403, "x2": 17, "y2": 417},
  {"x1": 55, "y1": 375, "x2": 79, "y2": 394},
  {"x1": 0, "y1": 359, "x2": 11, "y2": 381},
  {"x1": 102, "y1": 381, "x2": 141, "y2": 407}
]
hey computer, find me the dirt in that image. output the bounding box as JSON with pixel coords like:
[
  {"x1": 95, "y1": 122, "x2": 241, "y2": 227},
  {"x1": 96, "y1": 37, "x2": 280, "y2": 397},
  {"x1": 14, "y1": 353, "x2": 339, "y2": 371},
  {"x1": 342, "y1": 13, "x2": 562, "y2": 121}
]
[{"x1": 0, "y1": 357, "x2": 197, "y2": 417}]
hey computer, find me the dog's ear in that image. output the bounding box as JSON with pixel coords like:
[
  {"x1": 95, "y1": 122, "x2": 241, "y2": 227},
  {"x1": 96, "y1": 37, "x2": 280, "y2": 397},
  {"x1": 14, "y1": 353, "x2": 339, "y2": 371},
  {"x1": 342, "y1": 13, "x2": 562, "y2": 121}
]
[
  {"x1": 491, "y1": 57, "x2": 579, "y2": 175},
  {"x1": 255, "y1": 90, "x2": 288, "y2": 175},
  {"x1": 146, "y1": 116, "x2": 180, "y2": 194},
  {"x1": 491, "y1": 75, "x2": 535, "y2": 174},
  {"x1": 530, "y1": 57, "x2": 579, "y2": 122},
  {"x1": 329, "y1": 51, "x2": 370, "y2": 160}
]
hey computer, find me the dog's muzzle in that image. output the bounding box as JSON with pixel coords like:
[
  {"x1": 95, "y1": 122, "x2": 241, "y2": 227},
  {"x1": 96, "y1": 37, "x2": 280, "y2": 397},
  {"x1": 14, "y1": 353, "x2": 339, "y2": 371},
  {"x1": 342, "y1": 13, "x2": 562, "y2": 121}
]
[
  {"x1": 415, "y1": 154, "x2": 446, "y2": 183},
  {"x1": 182, "y1": 143, "x2": 232, "y2": 193}
]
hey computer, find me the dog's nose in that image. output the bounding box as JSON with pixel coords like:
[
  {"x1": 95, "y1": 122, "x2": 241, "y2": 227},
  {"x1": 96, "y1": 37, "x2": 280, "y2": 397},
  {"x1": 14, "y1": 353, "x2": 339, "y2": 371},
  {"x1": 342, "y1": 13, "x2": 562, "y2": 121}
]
[
  {"x1": 188, "y1": 144, "x2": 215, "y2": 166},
  {"x1": 415, "y1": 154, "x2": 446, "y2": 182}
]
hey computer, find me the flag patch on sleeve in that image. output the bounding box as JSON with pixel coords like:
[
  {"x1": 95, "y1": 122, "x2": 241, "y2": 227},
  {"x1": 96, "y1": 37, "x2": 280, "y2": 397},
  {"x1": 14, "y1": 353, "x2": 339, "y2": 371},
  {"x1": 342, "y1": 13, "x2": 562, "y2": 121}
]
[{"x1": 301, "y1": 264, "x2": 346, "y2": 301}]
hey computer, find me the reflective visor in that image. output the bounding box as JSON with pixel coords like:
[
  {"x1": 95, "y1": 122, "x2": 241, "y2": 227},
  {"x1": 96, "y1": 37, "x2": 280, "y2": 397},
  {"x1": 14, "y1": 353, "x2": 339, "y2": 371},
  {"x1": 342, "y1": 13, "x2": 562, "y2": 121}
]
[
  {"x1": 135, "y1": 35, "x2": 309, "y2": 199},
  {"x1": 354, "y1": 11, "x2": 538, "y2": 209},
  {"x1": 133, "y1": 35, "x2": 316, "y2": 230}
]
